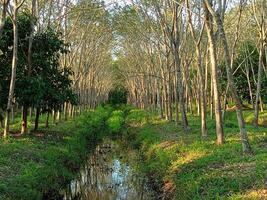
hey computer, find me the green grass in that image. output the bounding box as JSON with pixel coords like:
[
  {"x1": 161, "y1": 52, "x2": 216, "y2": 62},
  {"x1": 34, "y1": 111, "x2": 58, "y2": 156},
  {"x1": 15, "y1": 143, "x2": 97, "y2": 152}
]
[
  {"x1": 0, "y1": 106, "x2": 113, "y2": 200},
  {"x1": 0, "y1": 106, "x2": 266, "y2": 199},
  {"x1": 126, "y1": 110, "x2": 267, "y2": 200}
]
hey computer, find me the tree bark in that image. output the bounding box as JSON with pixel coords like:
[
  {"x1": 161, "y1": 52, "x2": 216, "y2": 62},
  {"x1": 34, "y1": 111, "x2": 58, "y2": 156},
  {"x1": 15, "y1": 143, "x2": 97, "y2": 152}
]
[
  {"x1": 204, "y1": 0, "x2": 252, "y2": 153},
  {"x1": 203, "y1": 1, "x2": 224, "y2": 144},
  {"x1": 254, "y1": 43, "x2": 264, "y2": 127},
  {"x1": 45, "y1": 113, "x2": 49, "y2": 128},
  {"x1": 34, "y1": 107, "x2": 40, "y2": 131},
  {"x1": 186, "y1": 0, "x2": 207, "y2": 137},
  {"x1": 0, "y1": 0, "x2": 10, "y2": 36},
  {"x1": 4, "y1": 2, "x2": 20, "y2": 138},
  {"x1": 21, "y1": 106, "x2": 28, "y2": 134}
]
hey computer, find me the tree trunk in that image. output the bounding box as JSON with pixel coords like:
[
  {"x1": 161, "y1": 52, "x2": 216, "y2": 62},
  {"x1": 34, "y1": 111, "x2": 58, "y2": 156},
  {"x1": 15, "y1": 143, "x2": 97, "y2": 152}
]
[
  {"x1": 219, "y1": 24, "x2": 252, "y2": 153},
  {"x1": 57, "y1": 110, "x2": 61, "y2": 122},
  {"x1": 34, "y1": 107, "x2": 40, "y2": 131},
  {"x1": 29, "y1": 107, "x2": 32, "y2": 118},
  {"x1": 21, "y1": 106, "x2": 28, "y2": 134},
  {"x1": 171, "y1": 5, "x2": 189, "y2": 131},
  {"x1": 204, "y1": 2, "x2": 224, "y2": 144},
  {"x1": 45, "y1": 113, "x2": 49, "y2": 128},
  {"x1": 64, "y1": 102, "x2": 68, "y2": 121},
  {"x1": 0, "y1": 0, "x2": 10, "y2": 36},
  {"x1": 205, "y1": 0, "x2": 252, "y2": 153},
  {"x1": 254, "y1": 43, "x2": 264, "y2": 127},
  {"x1": 52, "y1": 110, "x2": 56, "y2": 124},
  {"x1": 4, "y1": 4, "x2": 19, "y2": 138}
]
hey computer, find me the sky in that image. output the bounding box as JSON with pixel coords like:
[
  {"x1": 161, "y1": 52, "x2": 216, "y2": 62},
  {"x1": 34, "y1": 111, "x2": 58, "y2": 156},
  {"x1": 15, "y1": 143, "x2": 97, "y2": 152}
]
[{"x1": 104, "y1": 0, "x2": 132, "y2": 9}]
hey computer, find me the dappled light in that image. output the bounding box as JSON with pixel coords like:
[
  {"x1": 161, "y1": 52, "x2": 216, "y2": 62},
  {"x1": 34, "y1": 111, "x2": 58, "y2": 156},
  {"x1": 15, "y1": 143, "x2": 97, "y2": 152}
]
[{"x1": 0, "y1": 0, "x2": 266, "y2": 200}]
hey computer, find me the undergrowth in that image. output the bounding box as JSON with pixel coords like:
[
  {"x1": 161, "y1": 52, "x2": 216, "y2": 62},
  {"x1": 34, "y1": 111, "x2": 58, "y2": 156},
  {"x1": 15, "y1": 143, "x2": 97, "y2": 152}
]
[
  {"x1": 125, "y1": 109, "x2": 267, "y2": 200},
  {"x1": 0, "y1": 106, "x2": 113, "y2": 200}
]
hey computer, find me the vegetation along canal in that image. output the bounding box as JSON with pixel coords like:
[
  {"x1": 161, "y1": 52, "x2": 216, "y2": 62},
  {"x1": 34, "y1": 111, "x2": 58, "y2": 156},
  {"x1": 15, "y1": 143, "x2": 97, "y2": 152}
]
[
  {"x1": 62, "y1": 139, "x2": 154, "y2": 200},
  {"x1": 0, "y1": 0, "x2": 266, "y2": 199}
]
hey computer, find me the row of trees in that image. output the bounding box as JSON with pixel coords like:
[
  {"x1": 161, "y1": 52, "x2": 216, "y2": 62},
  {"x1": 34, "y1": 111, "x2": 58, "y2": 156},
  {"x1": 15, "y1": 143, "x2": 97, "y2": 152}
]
[
  {"x1": 0, "y1": 0, "x2": 114, "y2": 137},
  {"x1": 112, "y1": 0, "x2": 266, "y2": 154}
]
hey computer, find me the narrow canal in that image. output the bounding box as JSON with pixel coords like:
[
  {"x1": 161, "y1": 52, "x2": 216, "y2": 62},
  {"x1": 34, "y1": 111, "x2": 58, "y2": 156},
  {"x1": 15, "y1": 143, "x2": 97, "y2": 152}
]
[{"x1": 62, "y1": 139, "x2": 155, "y2": 200}]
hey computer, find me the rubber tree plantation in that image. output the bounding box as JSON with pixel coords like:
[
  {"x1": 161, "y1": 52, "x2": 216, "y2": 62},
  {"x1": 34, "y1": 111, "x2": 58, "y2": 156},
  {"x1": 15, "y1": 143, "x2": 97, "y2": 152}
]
[{"x1": 0, "y1": 0, "x2": 266, "y2": 200}]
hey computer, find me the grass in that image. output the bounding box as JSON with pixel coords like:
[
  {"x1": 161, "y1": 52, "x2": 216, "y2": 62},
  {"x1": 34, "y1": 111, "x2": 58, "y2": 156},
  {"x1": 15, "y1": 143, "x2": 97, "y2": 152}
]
[
  {"x1": 0, "y1": 106, "x2": 266, "y2": 199},
  {"x1": 126, "y1": 110, "x2": 267, "y2": 200},
  {"x1": 0, "y1": 106, "x2": 113, "y2": 200}
]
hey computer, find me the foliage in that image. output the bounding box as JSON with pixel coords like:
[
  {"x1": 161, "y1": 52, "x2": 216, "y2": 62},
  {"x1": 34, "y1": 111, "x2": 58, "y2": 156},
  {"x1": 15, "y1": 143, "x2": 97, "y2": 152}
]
[
  {"x1": 108, "y1": 86, "x2": 128, "y2": 106},
  {"x1": 107, "y1": 110, "x2": 124, "y2": 133},
  {"x1": 219, "y1": 41, "x2": 267, "y2": 103},
  {"x1": 0, "y1": 13, "x2": 76, "y2": 114},
  {"x1": 126, "y1": 109, "x2": 149, "y2": 126}
]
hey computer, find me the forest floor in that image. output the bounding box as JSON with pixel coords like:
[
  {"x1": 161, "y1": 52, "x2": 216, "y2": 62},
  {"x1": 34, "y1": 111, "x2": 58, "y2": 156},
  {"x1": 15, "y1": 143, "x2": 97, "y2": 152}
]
[
  {"x1": 0, "y1": 108, "x2": 111, "y2": 200},
  {"x1": 126, "y1": 109, "x2": 267, "y2": 199},
  {"x1": 0, "y1": 107, "x2": 266, "y2": 199}
]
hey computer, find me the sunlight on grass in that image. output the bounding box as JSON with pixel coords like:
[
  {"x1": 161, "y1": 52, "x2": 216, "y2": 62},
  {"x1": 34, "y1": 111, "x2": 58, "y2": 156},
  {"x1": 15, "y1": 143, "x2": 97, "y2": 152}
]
[
  {"x1": 127, "y1": 108, "x2": 267, "y2": 199},
  {"x1": 169, "y1": 151, "x2": 206, "y2": 173}
]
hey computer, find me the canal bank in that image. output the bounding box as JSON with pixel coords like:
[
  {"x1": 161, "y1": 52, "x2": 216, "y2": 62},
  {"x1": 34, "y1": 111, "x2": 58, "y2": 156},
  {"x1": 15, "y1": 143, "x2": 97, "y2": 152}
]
[
  {"x1": 1, "y1": 106, "x2": 266, "y2": 200},
  {"x1": 0, "y1": 106, "x2": 113, "y2": 200}
]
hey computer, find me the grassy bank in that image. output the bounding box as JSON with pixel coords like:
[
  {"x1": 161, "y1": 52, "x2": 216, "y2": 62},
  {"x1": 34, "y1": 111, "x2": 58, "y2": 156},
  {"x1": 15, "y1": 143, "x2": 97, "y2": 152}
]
[
  {"x1": 125, "y1": 109, "x2": 267, "y2": 199},
  {"x1": 0, "y1": 106, "x2": 113, "y2": 200},
  {"x1": 0, "y1": 106, "x2": 266, "y2": 200}
]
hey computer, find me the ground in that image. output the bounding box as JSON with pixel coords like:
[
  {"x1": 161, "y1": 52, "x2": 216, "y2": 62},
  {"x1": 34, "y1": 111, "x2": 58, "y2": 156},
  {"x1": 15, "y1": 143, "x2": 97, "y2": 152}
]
[
  {"x1": 126, "y1": 109, "x2": 267, "y2": 199},
  {"x1": 0, "y1": 107, "x2": 266, "y2": 199},
  {"x1": 0, "y1": 109, "x2": 110, "y2": 200}
]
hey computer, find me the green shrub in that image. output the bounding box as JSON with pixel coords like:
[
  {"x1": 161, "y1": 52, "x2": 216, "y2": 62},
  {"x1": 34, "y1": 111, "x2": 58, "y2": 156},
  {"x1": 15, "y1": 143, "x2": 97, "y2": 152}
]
[
  {"x1": 126, "y1": 109, "x2": 149, "y2": 125},
  {"x1": 107, "y1": 110, "x2": 124, "y2": 133}
]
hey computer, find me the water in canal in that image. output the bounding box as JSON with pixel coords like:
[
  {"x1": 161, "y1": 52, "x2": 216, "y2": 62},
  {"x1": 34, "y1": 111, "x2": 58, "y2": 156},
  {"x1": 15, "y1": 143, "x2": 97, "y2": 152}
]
[{"x1": 62, "y1": 139, "x2": 154, "y2": 200}]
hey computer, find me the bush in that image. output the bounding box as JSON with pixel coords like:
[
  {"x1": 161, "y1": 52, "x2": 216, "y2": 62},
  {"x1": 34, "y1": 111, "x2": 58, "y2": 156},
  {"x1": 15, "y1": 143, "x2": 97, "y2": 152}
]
[
  {"x1": 107, "y1": 110, "x2": 124, "y2": 134},
  {"x1": 126, "y1": 109, "x2": 149, "y2": 126}
]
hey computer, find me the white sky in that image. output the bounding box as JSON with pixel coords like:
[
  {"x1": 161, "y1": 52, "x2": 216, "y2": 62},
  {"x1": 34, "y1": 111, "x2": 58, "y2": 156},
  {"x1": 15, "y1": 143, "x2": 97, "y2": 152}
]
[{"x1": 104, "y1": 0, "x2": 132, "y2": 9}]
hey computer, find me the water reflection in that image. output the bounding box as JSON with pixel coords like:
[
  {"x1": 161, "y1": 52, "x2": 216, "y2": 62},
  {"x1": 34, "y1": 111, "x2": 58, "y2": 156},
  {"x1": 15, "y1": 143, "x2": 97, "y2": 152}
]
[{"x1": 63, "y1": 140, "x2": 152, "y2": 200}]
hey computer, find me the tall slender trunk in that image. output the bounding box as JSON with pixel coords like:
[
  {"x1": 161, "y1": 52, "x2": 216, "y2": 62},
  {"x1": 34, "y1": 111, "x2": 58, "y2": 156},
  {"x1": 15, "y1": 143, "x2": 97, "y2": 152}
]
[
  {"x1": 171, "y1": 5, "x2": 189, "y2": 131},
  {"x1": 4, "y1": 5, "x2": 19, "y2": 138},
  {"x1": 21, "y1": 106, "x2": 28, "y2": 134},
  {"x1": 204, "y1": 0, "x2": 252, "y2": 153},
  {"x1": 210, "y1": 75, "x2": 213, "y2": 119},
  {"x1": 174, "y1": 75, "x2": 179, "y2": 125},
  {"x1": 29, "y1": 107, "x2": 32, "y2": 118},
  {"x1": 167, "y1": 71, "x2": 172, "y2": 121},
  {"x1": 204, "y1": 2, "x2": 224, "y2": 144},
  {"x1": 45, "y1": 113, "x2": 49, "y2": 128},
  {"x1": 196, "y1": 48, "x2": 208, "y2": 137},
  {"x1": 219, "y1": 22, "x2": 252, "y2": 153},
  {"x1": 244, "y1": 62, "x2": 254, "y2": 107},
  {"x1": 254, "y1": 43, "x2": 264, "y2": 127},
  {"x1": 57, "y1": 110, "x2": 61, "y2": 122},
  {"x1": 0, "y1": 0, "x2": 10, "y2": 36},
  {"x1": 34, "y1": 107, "x2": 40, "y2": 131},
  {"x1": 64, "y1": 102, "x2": 68, "y2": 121}
]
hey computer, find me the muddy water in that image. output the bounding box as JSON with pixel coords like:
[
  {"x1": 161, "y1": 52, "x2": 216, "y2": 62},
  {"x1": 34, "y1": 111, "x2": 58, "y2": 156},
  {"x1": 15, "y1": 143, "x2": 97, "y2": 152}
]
[{"x1": 62, "y1": 139, "x2": 153, "y2": 200}]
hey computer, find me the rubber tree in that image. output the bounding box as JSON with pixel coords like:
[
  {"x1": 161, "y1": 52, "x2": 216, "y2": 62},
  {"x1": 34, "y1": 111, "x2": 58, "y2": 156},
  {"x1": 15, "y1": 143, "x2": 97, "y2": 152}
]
[
  {"x1": 203, "y1": 0, "x2": 224, "y2": 144},
  {"x1": 4, "y1": 0, "x2": 26, "y2": 138},
  {"x1": 204, "y1": 0, "x2": 252, "y2": 153},
  {"x1": 252, "y1": 0, "x2": 266, "y2": 127},
  {"x1": 186, "y1": 0, "x2": 207, "y2": 138},
  {"x1": 0, "y1": 0, "x2": 10, "y2": 128},
  {"x1": 0, "y1": 0, "x2": 10, "y2": 36},
  {"x1": 21, "y1": 0, "x2": 37, "y2": 135},
  {"x1": 155, "y1": 0, "x2": 189, "y2": 131}
]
